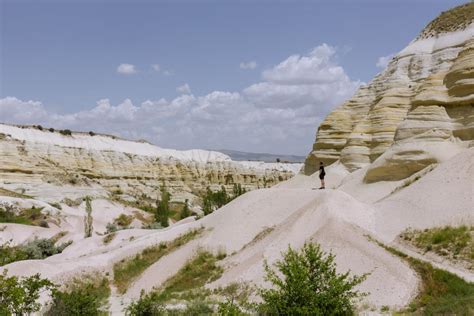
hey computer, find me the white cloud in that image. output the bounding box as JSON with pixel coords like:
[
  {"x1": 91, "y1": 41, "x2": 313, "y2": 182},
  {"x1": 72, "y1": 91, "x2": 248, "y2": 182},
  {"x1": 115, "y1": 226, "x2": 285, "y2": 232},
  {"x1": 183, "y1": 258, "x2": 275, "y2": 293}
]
[
  {"x1": 151, "y1": 64, "x2": 161, "y2": 72},
  {"x1": 176, "y1": 83, "x2": 191, "y2": 95},
  {"x1": 240, "y1": 61, "x2": 257, "y2": 70},
  {"x1": 376, "y1": 53, "x2": 395, "y2": 69},
  {"x1": 0, "y1": 97, "x2": 49, "y2": 124},
  {"x1": 262, "y1": 44, "x2": 345, "y2": 85},
  {"x1": 117, "y1": 63, "x2": 137, "y2": 74},
  {"x1": 1, "y1": 44, "x2": 359, "y2": 155},
  {"x1": 163, "y1": 70, "x2": 173, "y2": 76}
]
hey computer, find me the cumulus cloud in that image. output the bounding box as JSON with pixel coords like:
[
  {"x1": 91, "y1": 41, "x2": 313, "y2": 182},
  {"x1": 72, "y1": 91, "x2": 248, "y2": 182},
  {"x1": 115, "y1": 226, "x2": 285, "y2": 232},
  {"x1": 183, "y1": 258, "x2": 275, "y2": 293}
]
[
  {"x1": 240, "y1": 61, "x2": 257, "y2": 70},
  {"x1": 151, "y1": 64, "x2": 161, "y2": 72},
  {"x1": 376, "y1": 53, "x2": 395, "y2": 69},
  {"x1": 0, "y1": 97, "x2": 50, "y2": 124},
  {"x1": 176, "y1": 83, "x2": 192, "y2": 94},
  {"x1": 117, "y1": 63, "x2": 137, "y2": 74},
  {"x1": 1, "y1": 44, "x2": 360, "y2": 155}
]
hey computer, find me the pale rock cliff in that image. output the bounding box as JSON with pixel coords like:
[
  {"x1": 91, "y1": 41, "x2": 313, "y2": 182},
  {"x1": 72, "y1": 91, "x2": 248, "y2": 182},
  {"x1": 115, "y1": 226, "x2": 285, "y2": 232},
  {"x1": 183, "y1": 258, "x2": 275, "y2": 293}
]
[
  {"x1": 0, "y1": 124, "x2": 301, "y2": 205},
  {"x1": 305, "y1": 3, "x2": 474, "y2": 181}
]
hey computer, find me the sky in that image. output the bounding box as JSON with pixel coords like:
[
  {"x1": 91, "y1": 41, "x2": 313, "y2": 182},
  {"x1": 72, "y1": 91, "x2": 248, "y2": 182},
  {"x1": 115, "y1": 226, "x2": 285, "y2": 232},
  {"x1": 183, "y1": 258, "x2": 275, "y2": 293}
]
[{"x1": 0, "y1": 0, "x2": 468, "y2": 155}]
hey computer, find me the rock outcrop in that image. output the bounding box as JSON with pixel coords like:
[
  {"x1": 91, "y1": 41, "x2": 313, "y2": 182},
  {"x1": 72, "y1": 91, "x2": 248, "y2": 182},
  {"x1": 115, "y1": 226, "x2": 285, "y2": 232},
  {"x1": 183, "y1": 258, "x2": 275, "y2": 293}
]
[
  {"x1": 305, "y1": 3, "x2": 474, "y2": 182},
  {"x1": 0, "y1": 124, "x2": 300, "y2": 205}
]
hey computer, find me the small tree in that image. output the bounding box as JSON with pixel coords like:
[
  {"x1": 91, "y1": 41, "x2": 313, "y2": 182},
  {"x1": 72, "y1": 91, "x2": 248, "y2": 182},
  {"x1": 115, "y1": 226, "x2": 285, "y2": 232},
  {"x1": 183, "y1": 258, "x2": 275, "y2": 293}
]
[
  {"x1": 0, "y1": 271, "x2": 54, "y2": 315},
  {"x1": 258, "y1": 243, "x2": 367, "y2": 315},
  {"x1": 155, "y1": 186, "x2": 170, "y2": 227},
  {"x1": 179, "y1": 199, "x2": 191, "y2": 220},
  {"x1": 84, "y1": 197, "x2": 93, "y2": 238}
]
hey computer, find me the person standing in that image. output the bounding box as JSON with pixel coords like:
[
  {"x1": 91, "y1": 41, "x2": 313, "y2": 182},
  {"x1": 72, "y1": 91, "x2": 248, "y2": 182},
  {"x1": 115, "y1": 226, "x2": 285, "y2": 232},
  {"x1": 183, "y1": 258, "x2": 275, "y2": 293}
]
[{"x1": 319, "y1": 162, "x2": 326, "y2": 189}]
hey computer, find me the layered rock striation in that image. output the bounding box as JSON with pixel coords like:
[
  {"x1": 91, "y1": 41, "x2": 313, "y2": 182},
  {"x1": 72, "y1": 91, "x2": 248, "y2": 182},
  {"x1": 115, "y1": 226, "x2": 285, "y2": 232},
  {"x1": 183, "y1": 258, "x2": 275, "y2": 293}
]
[
  {"x1": 0, "y1": 124, "x2": 300, "y2": 204},
  {"x1": 305, "y1": 3, "x2": 474, "y2": 182}
]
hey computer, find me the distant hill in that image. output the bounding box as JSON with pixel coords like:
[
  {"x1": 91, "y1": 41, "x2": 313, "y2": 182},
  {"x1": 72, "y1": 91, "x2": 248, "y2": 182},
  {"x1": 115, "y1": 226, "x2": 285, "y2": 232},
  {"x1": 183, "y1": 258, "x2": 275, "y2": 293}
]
[{"x1": 216, "y1": 149, "x2": 305, "y2": 163}]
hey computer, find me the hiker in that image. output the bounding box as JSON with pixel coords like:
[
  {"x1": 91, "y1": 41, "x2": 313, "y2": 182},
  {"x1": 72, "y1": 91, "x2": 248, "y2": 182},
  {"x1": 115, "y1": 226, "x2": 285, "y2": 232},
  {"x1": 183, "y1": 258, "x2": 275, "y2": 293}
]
[{"x1": 319, "y1": 162, "x2": 325, "y2": 189}]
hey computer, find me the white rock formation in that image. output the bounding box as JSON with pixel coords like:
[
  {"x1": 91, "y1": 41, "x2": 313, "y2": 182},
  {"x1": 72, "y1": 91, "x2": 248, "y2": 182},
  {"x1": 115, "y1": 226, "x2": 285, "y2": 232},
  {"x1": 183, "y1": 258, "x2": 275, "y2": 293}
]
[{"x1": 305, "y1": 3, "x2": 474, "y2": 182}]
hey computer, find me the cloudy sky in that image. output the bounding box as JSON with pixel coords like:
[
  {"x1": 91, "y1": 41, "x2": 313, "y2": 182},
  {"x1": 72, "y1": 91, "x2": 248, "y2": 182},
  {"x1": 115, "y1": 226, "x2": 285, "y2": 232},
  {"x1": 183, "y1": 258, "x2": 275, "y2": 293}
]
[{"x1": 0, "y1": 0, "x2": 466, "y2": 155}]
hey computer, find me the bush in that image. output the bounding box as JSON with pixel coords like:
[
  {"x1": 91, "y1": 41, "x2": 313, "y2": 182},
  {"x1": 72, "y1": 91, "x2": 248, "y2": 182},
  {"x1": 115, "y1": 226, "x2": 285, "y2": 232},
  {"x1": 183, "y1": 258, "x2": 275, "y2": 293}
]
[
  {"x1": 59, "y1": 129, "x2": 72, "y2": 136},
  {"x1": 114, "y1": 214, "x2": 133, "y2": 228},
  {"x1": 88, "y1": 131, "x2": 95, "y2": 136},
  {"x1": 179, "y1": 199, "x2": 191, "y2": 220},
  {"x1": 49, "y1": 128, "x2": 55, "y2": 132},
  {"x1": 258, "y1": 243, "x2": 367, "y2": 315},
  {"x1": 0, "y1": 238, "x2": 72, "y2": 266},
  {"x1": 126, "y1": 290, "x2": 166, "y2": 315},
  {"x1": 46, "y1": 277, "x2": 110, "y2": 316},
  {"x1": 0, "y1": 271, "x2": 54, "y2": 315}
]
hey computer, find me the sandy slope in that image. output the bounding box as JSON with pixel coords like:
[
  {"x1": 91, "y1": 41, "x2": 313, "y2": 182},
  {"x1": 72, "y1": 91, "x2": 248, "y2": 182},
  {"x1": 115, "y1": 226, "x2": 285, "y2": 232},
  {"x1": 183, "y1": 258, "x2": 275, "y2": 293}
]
[{"x1": 0, "y1": 148, "x2": 473, "y2": 314}]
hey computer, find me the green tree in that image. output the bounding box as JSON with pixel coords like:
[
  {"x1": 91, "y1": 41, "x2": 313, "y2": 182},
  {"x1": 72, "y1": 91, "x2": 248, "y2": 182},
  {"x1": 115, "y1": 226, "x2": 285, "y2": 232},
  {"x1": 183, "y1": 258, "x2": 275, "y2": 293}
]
[
  {"x1": 179, "y1": 199, "x2": 191, "y2": 220},
  {"x1": 0, "y1": 271, "x2": 54, "y2": 315},
  {"x1": 258, "y1": 243, "x2": 367, "y2": 315},
  {"x1": 155, "y1": 185, "x2": 170, "y2": 227}
]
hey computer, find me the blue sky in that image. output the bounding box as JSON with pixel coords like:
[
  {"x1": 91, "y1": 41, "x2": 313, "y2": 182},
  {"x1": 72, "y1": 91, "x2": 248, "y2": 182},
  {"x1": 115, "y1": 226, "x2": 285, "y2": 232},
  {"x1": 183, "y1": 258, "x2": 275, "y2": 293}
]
[{"x1": 0, "y1": 0, "x2": 468, "y2": 155}]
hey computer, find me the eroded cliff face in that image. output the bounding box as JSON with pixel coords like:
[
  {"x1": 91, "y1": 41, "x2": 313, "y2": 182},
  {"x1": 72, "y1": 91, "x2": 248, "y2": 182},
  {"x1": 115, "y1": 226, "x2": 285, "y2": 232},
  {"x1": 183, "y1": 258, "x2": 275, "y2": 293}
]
[
  {"x1": 0, "y1": 124, "x2": 300, "y2": 205},
  {"x1": 305, "y1": 3, "x2": 474, "y2": 182}
]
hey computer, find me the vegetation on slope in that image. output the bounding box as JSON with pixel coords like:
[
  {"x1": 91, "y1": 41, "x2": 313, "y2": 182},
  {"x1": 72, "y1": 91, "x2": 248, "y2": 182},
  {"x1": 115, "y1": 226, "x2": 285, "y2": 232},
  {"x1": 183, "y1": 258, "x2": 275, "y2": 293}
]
[
  {"x1": 126, "y1": 250, "x2": 226, "y2": 315},
  {"x1": 373, "y1": 239, "x2": 474, "y2": 315},
  {"x1": 0, "y1": 271, "x2": 110, "y2": 316},
  {"x1": 400, "y1": 225, "x2": 474, "y2": 269},
  {"x1": 0, "y1": 237, "x2": 72, "y2": 266},
  {"x1": 113, "y1": 227, "x2": 204, "y2": 294},
  {"x1": 258, "y1": 243, "x2": 367, "y2": 315},
  {"x1": 417, "y1": 2, "x2": 474, "y2": 39},
  {"x1": 0, "y1": 271, "x2": 54, "y2": 315},
  {"x1": 0, "y1": 203, "x2": 49, "y2": 227},
  {"x1": 46, "y1": 275, "x2": 110, "y2": 316},
  {"x1": 126, "y1": 243, "x2": 367, "y2": 315}
]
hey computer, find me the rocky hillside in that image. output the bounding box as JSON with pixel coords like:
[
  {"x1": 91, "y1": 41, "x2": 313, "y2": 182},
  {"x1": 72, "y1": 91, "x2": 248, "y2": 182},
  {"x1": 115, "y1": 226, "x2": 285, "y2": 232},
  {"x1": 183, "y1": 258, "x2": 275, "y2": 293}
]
[
  {"x1": 304, "y1": 2, "x2": 474, "y2": 181},
  {"x1": 0, "y1": 124, "x2": 300, "y2": 207}
]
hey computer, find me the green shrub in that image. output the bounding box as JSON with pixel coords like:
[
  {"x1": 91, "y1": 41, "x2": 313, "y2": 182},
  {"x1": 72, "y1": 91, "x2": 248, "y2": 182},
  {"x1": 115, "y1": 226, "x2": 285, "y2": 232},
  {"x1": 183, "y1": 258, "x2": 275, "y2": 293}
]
[
  {"x1": 48, "y1": 128, "x2": 55, "y2": 132},
  {"x1": 258, "y1": 243, "x2": 367, "y2": 315},
  {"x1": 179, "y1": 199, "x2": 191, "y2": 220},
  {"x1": 59, "y1": 129, "x2": 72, "y2": 136},
  {"x1": 114, "y1": 214, "x2": 133, "y2": 228},
  {"x1": 126, "y1": 290, "x2": 165, "y2": 315},
  {"x1": 0, "y1": 271, "x2": 54, "y2": 315},
  {"x1": 0, "y1": 238, "x2": 72, "y2": 266},
  {"x1": 46, "y1": 277, "x2": 110, "y2": 316}
]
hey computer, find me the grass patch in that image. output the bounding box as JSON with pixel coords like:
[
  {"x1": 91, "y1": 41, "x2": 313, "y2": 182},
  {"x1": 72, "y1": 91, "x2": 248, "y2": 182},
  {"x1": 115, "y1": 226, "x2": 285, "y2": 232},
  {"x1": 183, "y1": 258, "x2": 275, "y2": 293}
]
[
  {"x1": 113, "y1": 227, "x2": 204, "y2": 294},
  {"x1": 0, "y1": 204, "x2": 48, "y2": 227},
  {"x1": 159, "y1": 250, "x2": 224, "y2": 301},
  {"x1": 126, "y1": 250, "x2": 225, "y2": 314},
  {"x1": 401, "y1": 225, "x2": 474, "y2": 268},
  {"x1": 370, "y1": 237, "x2": 474, "y2": 315},
  {"x1": 241, "y1": 226, "x2": 275, "y2": 251}
]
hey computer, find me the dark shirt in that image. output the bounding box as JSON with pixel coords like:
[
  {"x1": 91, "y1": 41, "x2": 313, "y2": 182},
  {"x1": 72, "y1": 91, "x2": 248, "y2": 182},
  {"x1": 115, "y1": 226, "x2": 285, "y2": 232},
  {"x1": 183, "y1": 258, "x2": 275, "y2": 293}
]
[{"x1": 319, "y1": 165, "x2": 325, "y2": 178}]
